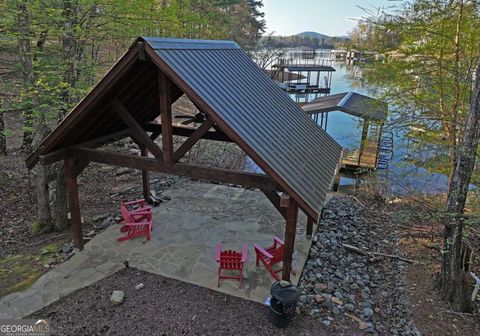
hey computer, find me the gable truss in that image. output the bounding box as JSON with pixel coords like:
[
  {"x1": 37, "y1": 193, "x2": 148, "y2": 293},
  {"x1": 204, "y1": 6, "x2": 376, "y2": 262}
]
[{"x1": 29, "y1": 41, "x2": 322, "y2": 281}]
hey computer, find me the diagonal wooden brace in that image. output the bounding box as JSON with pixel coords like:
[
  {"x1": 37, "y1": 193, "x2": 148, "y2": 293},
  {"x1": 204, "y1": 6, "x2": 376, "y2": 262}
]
[
  {"x1": 112, "y1": 99, "x2": 163, "y2": 160},
  {"x1": 173, "y1": 119, "x2": 214, "y2": 162}
]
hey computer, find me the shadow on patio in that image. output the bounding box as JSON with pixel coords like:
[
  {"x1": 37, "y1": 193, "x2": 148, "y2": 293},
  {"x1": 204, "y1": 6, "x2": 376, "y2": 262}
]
[
  {"x1": 95, "y1": 179, "x2": 313, "y2": 301},
  {"x1": 0, "y1": 179, "x2": 314, "y2": 319}
]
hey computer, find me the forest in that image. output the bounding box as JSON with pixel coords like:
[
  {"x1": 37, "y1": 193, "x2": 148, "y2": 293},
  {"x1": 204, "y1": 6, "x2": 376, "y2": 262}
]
[{"x1": 0, "y1": 0, "x2": 265, "y2": 232}]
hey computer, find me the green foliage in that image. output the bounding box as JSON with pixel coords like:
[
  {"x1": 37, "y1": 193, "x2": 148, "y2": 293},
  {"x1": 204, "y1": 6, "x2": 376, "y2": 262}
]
[
  {"x1": 0, "y1": 0, "x2": 265, "y2": 136},
  {"x1": 0, "y1": 254, "x2": 42, "y2": 297},
  {"x1": 359, "y1": 0, "x2": 480, "y2": 180}
]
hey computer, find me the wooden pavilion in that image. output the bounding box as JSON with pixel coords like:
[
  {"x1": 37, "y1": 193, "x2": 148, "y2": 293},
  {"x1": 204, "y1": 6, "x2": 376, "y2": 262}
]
[{"x1": 26, "y1": 37, "x2": 342, "y2": 281}]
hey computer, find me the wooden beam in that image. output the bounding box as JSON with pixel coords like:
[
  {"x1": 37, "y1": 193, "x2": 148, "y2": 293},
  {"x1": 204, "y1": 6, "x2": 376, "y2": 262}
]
[
  {"x1": 280, "y1": 193, "x2": 290, "y2": 208},
  {"x1": 68, "y1": 147, "x2": 281, "y2": 191},
  {"x1": 39, "y1": 149, "x2": 68, "y2": 165},
  {"x1": 137, "y1": 41, "x2": 146, "y2": 61},
  {"x1": 282, "y1": 199, "x2": 298, "y2": 281},
  {"x1": 158, "y1": 71, "x2": 173, "y2": 162},
  {"x1": 38, "y1": 130, "x2": 130, "y2": 166},
  {"x1": 150, "y1": 128, "x2": 162, "y2": 141},
  {"x1": 143, "y1": 122, "x2": 233, "y2": 142},
  {"x1": 64, "y1": 158, "x2": 84, "y2": 250},
  {"x1": 173, "y1": 119, "x2": 214, "y2": 162},
  {"x1": 111, "y1": 99, "x2": 163, "y2": 160},
  {"x1": 261, "y1": 189, "x2": 286, "y2": 219},
  {"x1": 75, "y1": 129, "x2": 131, "y2": 148},
  {"x1": 141, "y1": 146, "x2": 150, "y2": 201},
  {"x1": 72, "y1": 159, "x2": 89, "y2": 178}
]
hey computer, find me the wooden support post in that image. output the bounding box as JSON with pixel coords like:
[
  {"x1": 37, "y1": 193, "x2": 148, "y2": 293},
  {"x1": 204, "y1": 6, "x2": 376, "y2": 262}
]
[
  {"x1": 280, "y1": 193, "x2": 290, "y2": 208},
  {"x1": 141, "y1": 146, "x2": 150, "y2": 202},
  {"x1": 358, "y1": 119, "x2": 369, "y2": 166},
  {"x1": 158, "y1": 71, "x2": 173, "y2": 162},
  {"x1": 282, "y1": 198, "x2": 298, "y2": 281},
  {"x1": 374, "y1": 123, "x2": 384, "y2": 166},
  {"x1": 307, "y1": 216, "x2": 314, "y2": 237},
  {"x1": 332, "y1": 174, "x2": 340, "y2": 192},
  {"x1": 64, "y1": 158, "x2": 84, "y2": 250}
]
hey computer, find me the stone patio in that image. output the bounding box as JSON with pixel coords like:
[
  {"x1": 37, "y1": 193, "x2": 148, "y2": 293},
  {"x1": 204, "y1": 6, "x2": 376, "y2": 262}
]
[{"x1": 0, "y1": 180, "x2": 315, "y2": 318}]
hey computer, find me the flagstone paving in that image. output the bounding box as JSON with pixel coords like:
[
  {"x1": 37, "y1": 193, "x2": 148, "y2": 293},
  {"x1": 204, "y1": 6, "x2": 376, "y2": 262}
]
[{"x1": 0, "y1": 180, "x2": 315, "y2": 319}]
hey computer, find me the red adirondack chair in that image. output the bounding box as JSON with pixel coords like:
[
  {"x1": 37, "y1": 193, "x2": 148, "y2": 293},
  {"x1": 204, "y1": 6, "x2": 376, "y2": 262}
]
[
  {"x1": 118, "y1": 199, "x2": 152, "y2": 242},
  {"x1": 118, "y1": 199, "x2": 151, "y2": 221},
  {"x1": 215, "y1": 243, "x2": 248, "y2": 288},
  {"x1": 254, "y1": 236, "x2": 284, "y2": 281}
]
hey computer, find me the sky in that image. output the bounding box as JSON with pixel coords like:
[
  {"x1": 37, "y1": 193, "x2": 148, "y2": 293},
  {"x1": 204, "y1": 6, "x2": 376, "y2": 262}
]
[{"x1": 262, "y1": 0, "x2": 403, "y2": 37}]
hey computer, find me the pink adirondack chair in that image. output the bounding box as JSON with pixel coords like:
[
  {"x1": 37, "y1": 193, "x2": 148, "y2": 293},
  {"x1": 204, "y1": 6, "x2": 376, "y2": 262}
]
[
  {"x1": 117, "y1": 199, "x2": 151, "y2": 223},
  {"x1": 118, "y1": 199, "x2": 152, "y2": 242},
  {"x1": 254, "y1": 236, "x2": 284, "y2": 281},
  {"x1": 215, "y1": 243, "x2": 248, "y2": 288}
]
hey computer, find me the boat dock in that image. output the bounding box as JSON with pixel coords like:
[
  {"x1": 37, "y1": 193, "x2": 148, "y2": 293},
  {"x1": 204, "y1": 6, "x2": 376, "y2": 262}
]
[
  {"x1": 271, "y1": 59, "x2": 335, "y2": 94},
  {"x1": 302, "y1": 92, "x2": 391, "y2": 172}
]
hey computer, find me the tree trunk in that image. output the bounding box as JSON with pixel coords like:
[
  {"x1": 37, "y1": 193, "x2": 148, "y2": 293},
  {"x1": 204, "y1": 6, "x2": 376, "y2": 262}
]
[
  {"x1": 53, "y1": 162, "x2": 69, "y2": 231},
  {"x1": 31, "y1": 122, "x2": 53, "y2": 233},
  {"x1": 0, "y1": 98, "x2": 6, "y2": 155},
  {"x1": 51, "y1": 0, "x2": 82, "y2": 231},
  {"x1": 440, "y1": 63, "x2": 480, "y2": 313},
  {"x1": 446, "y1": 0, "x2": 464, "y2": 194},
  {"x1": 447, "y1": 144, "x2": 457, "y2": 194},
  {"x1": 16, "y1": 1, "x2": 34, "y2": 151}
]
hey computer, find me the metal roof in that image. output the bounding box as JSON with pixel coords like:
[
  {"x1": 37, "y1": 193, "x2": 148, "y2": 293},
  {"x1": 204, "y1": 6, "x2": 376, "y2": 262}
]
[
  {"x1": 27, "y1": 37, "x2": 342, "y2": 220},
  {"x1": 285, "y1": 65, "x2": 336, "y2": 72},
  {"x1": 302, "y1": 92, "x2": 387, "y2": 121},
  {"x1": 147, "y1": 37, "x2": 342, "y2": 217},
  {"x1": 272, "y1": 64, "x2": 336, "y2": 72}
]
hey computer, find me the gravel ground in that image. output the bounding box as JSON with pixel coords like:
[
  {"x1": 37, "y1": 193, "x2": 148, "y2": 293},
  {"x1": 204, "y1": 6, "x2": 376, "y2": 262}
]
[
  {"x1": 297, "y1": 195, "x2": 420, "y2": 335},
  {"x1": 27, "y1": 267, "x2": 362, "y2": 336}
]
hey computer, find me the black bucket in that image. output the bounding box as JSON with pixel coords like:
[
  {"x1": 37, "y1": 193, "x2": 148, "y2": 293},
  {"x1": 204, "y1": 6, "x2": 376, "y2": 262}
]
[{"x1": 267, "y1": 281, "x2": 300, "y2": 328}]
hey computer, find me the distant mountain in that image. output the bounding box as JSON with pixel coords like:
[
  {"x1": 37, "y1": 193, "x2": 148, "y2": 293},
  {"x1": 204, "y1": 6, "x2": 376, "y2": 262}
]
[
  {"x1": 262, "y1": 31, "x2": 349, "y2": 49},
  {"x1": 296, "y1": 31, "x2": 331, "y2": 40}
]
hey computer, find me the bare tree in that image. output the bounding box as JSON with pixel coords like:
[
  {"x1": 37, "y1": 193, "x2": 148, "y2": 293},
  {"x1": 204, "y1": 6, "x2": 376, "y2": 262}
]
[
  {"x1": 441, "y1": 63, "x2": 480, "y2": 313},
  {"x1": 252, "y1": 32, "x2": 285, "y2": 80},
  {"x1": 0, "y1": 97, "x2": 6, "y2": 155}
]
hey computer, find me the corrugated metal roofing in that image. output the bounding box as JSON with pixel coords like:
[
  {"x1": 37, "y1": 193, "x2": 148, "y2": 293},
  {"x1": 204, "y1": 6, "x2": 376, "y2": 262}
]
[
  {"x1": 302, "y1": 92, "x2": 387, "y2": 121},
  {"x1": 27, "y1": 37, "x2": 342, "y2": 220},
  {"x1": 145, "y1": 37, "x2": 342, "y2": 217},
  {"x1": 285, "y1": 65, "x2": 336, "y2": 72}
]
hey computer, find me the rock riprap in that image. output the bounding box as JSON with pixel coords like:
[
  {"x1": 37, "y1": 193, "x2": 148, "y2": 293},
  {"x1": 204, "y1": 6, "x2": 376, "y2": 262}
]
[{"x1": 297, "y1": 196, "x2": 421, "y2": 336}]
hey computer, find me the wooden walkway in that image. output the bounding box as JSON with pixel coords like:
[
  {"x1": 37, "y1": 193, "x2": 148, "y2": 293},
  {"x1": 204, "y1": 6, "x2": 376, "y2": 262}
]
[{"x1": 342, "y1": 140, "x2": 378, "y2": 169}]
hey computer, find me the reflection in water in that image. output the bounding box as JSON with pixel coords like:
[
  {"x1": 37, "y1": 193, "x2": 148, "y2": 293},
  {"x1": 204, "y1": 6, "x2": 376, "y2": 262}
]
[
  {"x1": 326, "y1": 59, "x2": 449, "y2": 194},
  {"x1": 246, "y1": 50, "x2": 449, "y2": 195}
]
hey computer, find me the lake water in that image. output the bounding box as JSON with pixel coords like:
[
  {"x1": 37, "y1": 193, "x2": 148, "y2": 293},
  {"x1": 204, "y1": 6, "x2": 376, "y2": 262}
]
[
  {"x1": 324, "y1": 60, "x2": 448, "y2": 194},
  {"x1": 272, "y1": 50, "x2": 450, "y2": 195}
]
